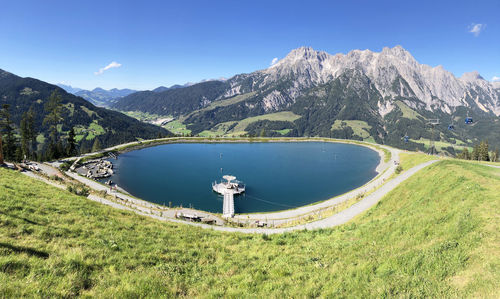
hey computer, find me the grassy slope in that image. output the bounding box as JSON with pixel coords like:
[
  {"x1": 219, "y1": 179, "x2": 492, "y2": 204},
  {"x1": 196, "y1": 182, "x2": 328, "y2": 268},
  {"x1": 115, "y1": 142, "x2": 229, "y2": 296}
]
[
  {"x1": 120, "y1": 110, "x2": 164, "y2": 122},
  {"x1": 0, "y1": 160, "x2": 499, "y2": 297},
  {"x1": 199, "y1": 111, "x2": 302, "y2": 137},
  {"x1": 331, "y1": 120, "x2": 372, "y2": 139},
  {"x1": 410, "y1": 138, "x2": 472, "y2": 152},
  {"x1": 230, "y1": 111, "x2": 301, "y2": 133},
  {"x1": 203, "y1": 92, "x2": 256, "y2": 110},
  {"x1": 163, "y1": 120, "x2": 191, "y2": 135},
  {"x1": 395, "y1": 101, "x2": 423, "y2": 120},
  {"x1": 398, "y1": 152, "x2": 440, "y2": 171}
]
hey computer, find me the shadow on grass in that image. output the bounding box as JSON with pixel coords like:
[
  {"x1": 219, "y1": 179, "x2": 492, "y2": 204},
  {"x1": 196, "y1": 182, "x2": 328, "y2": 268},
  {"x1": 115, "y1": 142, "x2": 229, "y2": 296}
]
[
  {"x1": 0, "y1": 242, "x2": 49, "y2": 259},
  {"x1": 0, "y1": 210, "x2": 41, "y2": 225}
]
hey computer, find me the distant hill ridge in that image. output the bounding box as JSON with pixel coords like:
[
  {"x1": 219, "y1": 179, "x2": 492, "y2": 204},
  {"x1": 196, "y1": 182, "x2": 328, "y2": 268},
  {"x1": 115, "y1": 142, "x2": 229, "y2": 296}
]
[
  {"x1": 1, "y1": 68, "x2": 171, "y2": 156},
  {"x1": 58, "y1": 83, "x2": 192, "y2": 107}
]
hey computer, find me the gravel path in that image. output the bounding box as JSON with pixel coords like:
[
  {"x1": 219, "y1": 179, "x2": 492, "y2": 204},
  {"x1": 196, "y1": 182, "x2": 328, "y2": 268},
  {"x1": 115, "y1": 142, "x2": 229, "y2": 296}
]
[
  {"x1": 234, "y1": 145, "x2": 399, "y2": 222},
  {"x1": 34, "y1": 162, "x2": 61, "y2": 177},
  {"x1": 19, "y1": 136, "x2": 453, "y2": 234},
  {"x1": 485, "y1": 164, "x2": 500, "y2": 169},
  {"x1": 291, "y1": 159, "x2": 439, "y2": 231},
  {"x1": 197, "y1": 159, "x2": 439, "y2": 234},
  {"x1": 64, "y1": 171, "x2": 166, "y2": 211},
  {"x1": 20, "y1": 158, "x2": 438, "y2": 234}
]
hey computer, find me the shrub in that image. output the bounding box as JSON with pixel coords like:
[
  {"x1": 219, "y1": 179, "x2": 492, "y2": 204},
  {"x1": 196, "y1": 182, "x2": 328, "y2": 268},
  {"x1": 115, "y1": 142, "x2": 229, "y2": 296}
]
[
  {"x1": 395, "y1": 165, "x2": 403, "y2": 174},
  {"x1": 59, "y1": 162, "x2": 72, "y2": 171},
  {"x1": 50, "y1": 175, "x2": 63, "y2": 181},
  {"x1": 67, "y1": 184, "x2": 90, "y2": 197}
]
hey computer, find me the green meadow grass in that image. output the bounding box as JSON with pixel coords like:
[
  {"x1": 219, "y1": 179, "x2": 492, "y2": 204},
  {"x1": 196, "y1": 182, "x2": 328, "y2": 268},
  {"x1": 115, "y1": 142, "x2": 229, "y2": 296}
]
[
  {"x1": 0, "y1": 160, "x2": 499, "y2": 297},
  {"x1": 410, "y1": 137, "x2": 472, "y2": 152},
  {"x1": 193, "y1": 112, "x2": 302, "y2": 137},
  {"x1": 204, "y1": 92, "x2": 257, "y2": 110},
  {"x1": 228, "y1": 111, "x2": 301, "y2": 135},
  {"x1": 398, "y1": 151, "x2": 440, "y2": 171},
  {"x1": 394, "y1": 100, "x2": 423, "y2": 120},
  {"x1": 120, "y1": 110, "x2": 164, "y2": 122},
  {"x1": 164, "y1": 120, "x2": 191, "y2": 135},
  {"x1": 331, "y1": 120, "x2": 372, "y2": 139}
]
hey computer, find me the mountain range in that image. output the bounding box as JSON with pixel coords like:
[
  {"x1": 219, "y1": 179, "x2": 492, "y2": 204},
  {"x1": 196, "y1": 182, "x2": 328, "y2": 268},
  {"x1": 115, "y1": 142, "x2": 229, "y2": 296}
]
[
  {"x1": 112, "y1": 46, "x2": 500, "y2": 151},
  {"x1": 57, "y1": 85, "x2": 137, "y2": 107},
  {"x1": 1, "y1": 69, "x2": 170, "y2": 156},
  {"x1": 3, "y1": 45, "x2": 500, "y2": 156},
  {"x1": 58, "y1": 84, "x2": 193, "y2": 107}
]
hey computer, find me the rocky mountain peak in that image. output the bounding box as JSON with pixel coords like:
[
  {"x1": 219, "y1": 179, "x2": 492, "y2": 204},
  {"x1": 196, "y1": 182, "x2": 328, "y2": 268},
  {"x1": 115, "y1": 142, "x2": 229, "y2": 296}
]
[
  {"x1": 246, "y1": 45, "x2": 500, "y2": 116},
  {"x1": 381, "y1": 45, "x2": 414, "y2": 60},
  {"x1": 272, "y1": 46, "x2": 329, "y2": 68},
  {"x1": 460, "y1": 71, "x2": 485, "y2": 82}
]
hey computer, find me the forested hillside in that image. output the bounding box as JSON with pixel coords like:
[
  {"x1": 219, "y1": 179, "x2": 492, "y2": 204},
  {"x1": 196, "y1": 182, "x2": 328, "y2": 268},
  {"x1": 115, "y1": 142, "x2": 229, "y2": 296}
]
[
  {"x1": 113, "y1": 81, "x2": 229, "y2": 117},
  {"x1": 0, "y1": 69, "x2": 171, "y2": 160}
]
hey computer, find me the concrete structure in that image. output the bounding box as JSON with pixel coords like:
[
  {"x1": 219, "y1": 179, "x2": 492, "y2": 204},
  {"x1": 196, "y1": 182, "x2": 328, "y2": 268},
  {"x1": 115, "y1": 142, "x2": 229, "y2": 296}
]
[
  {"x1": 75, "y1": 159, "x2": 113, "y2": 179},
  {"x1": 212, "y1": 175, "x2": 245, "y2": 218},
  {"x1": 222, "y1": 192, "x2": 234, "y2": 218}
]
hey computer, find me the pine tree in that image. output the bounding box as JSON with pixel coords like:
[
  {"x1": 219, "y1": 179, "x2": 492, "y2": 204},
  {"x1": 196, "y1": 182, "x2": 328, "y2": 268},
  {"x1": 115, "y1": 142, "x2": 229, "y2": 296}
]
[
  {"x1": 0, "y1": 104, "x2": 16, "y2": 161},
  {"x1": 43, "y1": 90, "x2": 63, "y2": 160},
  {"x1": 478, "y1": 140, "x2": 489, "y2": 161},
  {"x1": 471, "y1": 144, "x2": 479, "y2": 161},
  {"x1": 458, "y1": 148, "x2": 470, "y2": 160},
  {"x1": 20, "y1": 111, "x2": 30, "y2": 160},
  {"x1": 27, "y1": 106, "x2": 37, "y2": 160},
  {"x1": 494, "y1": 148, "x2": 500, "y2": 163},
  {"x1": 14, "y1": 147, "x2": 23, "y2": 163},
  {"x1": 0, "y1": 134, "x2": 4, "y2": 165},
  {"x1": 91, "y1": 138, "x2": 102, "y2": 152},
  {"x1": 79, "y1": 140, "x2": 89, "y2": 154},
  {"x1": 67, "y1": 127, "x2": 77, "y2": 156}
]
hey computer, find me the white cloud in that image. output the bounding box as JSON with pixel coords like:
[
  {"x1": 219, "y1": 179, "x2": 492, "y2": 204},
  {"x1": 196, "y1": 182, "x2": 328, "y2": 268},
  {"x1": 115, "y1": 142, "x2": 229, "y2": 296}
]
[
  {"x1": 94, "y1": 61, "x2": 122, "y2": 75},
  {"x1": 492, "y1": 76, "x2": 500, "y2": 82},
  {"x1": 469, "y1": 23, "x2": 485, "y2": 37},
  {"x1": 270, "y1": 57, "x2": 279, "y2": 66}
]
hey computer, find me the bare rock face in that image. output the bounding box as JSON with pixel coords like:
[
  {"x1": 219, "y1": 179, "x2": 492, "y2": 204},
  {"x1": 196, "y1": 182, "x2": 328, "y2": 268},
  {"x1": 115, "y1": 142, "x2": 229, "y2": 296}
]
[{"x1": 231, "y1": 46, "x2": 500, "y2": 116}]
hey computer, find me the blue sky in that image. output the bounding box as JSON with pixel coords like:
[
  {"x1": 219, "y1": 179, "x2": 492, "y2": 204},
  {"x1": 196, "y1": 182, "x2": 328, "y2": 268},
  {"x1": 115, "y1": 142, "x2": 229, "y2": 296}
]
[{"x1": 0, "y1": 0, "x2": 498, "y2": 90}]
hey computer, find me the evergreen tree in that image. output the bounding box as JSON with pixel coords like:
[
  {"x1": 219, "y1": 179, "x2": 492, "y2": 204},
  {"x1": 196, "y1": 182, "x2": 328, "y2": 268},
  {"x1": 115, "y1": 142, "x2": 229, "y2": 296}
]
[
  {"x1": 20, "y1": 111, "x2": 30, "y2": 160},
  {"x1": 27, "y1": 106, "x2": 37, "y2": 160},
  {"x1": 493, "y1": 148, "x2": 500, "y2": 163},
  {"x1": 14, "y1": 147, "x2": 23, "y2": 163},
  {"x1": 0, "y1": 134, "x2": 4, "y2": 164},
  {"x1": 458, "y1": 148, "x2": 470, "y2": 160},
  {"x1": 91, "y1": 138, "x2": 102, "y2": 152},
  {"x1": 0, "y1": 104, "x2": 16, "y2": 161},
  {"x1": 67, "y1": 127, "x2": 77, "y2": 156},
  {"x1": 471, "y1": 144, "x2": 479, "y2": 161},
  {"x1": 79, "y1": 140, "x2": 89, "y2": 154},
  {"x1": 56, "y1": 140, "x2": 64, "y2": 159},
  {"x1": 43, "y1": 90, "x2": 63, "y2": 159},
  {"x1": 478, "y1": 140, "x2": 490, "y2": 161},
  {"x1": 259, "y1": 128, "x2": 266, "y2": 137}
]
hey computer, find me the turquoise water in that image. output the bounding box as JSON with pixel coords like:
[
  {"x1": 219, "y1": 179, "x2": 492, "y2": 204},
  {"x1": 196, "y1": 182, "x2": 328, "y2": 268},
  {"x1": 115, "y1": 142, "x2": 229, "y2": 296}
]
[{"x1": 107, "y1": 142, "x2": 380, "y2": 213}]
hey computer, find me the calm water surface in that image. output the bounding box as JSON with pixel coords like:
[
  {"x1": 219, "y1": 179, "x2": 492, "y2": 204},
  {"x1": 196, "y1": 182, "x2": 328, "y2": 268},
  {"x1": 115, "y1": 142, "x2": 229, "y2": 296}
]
[{"x1": 106, "y1": 142, "x2": 380, "y2": 213}]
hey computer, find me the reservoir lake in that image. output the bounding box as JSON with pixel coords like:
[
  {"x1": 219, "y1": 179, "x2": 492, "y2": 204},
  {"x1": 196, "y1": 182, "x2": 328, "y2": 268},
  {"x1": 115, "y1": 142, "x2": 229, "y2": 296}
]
[{"x1": 105, "y1": 142, "x2": 380, "y2": 213}]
